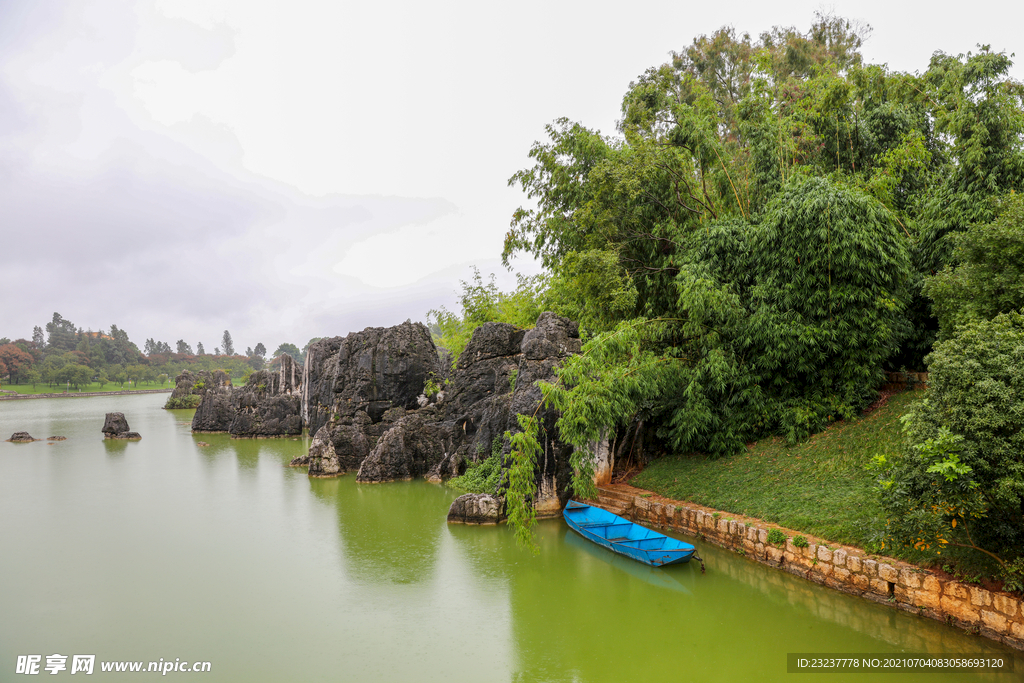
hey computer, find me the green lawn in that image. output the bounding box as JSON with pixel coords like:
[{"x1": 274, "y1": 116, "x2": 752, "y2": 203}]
[
  {"x1": 0, "y1": 382, "x2": 172, "y2": 395},
  {"x1": 631, "y1": 390, "x2": 923, "y2": 550}
]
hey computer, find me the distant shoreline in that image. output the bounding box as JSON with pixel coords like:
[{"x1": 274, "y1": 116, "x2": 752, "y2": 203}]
[{"x1": 0, "y1": 389, "x2": 172, "y2": 401}]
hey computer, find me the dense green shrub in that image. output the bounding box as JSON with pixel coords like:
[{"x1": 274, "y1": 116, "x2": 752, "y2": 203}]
[
  {"x1": 873, "y1": 311, "x2": 1024, "y2": 582},
  {"x1": 427, "y1": 268, "x2": 546, "y2": 366},
  {"x1": 447, "y1": 437, "x2": 506, "y2": 495},
  {"x1": 924, "y1": 194, "x2": 1024, "y2": 338},
  {"x1": 446, "y1": 455, "x2": 503, "y2": 494},
  {"x1": 164, "y1": 395, "x2": 202, "y2": 409},
  {"x1": 747, "y1": 177, "x2": 914, "y2": 441}
]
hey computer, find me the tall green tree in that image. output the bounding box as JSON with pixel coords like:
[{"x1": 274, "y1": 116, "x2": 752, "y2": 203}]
[{"x1": 221, "y1": 330, "x2": 234, "y2": 357}]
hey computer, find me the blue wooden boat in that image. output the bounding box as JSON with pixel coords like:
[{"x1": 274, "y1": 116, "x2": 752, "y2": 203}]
[{"x1": 563, "y1": 500, "x2": 703, "y2": 569}]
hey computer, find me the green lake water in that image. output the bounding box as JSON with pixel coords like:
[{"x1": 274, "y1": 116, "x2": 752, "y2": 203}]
[{"x1": 2, "y1": 393, "x2": 1021, "y2": 682}]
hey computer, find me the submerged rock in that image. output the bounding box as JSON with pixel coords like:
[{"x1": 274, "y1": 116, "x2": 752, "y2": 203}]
[
  {"x1": 7, "y1": 432, "x2": 37, "y2": 442},
  {"x1": 47, "y1": 436, "x2": 67, "y2": 441},
  {"x1": 447, "y1": 494, "x2": 505, "y2": 524}
]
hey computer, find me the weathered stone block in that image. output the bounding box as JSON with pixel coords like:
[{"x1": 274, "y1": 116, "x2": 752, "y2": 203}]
[
  {"x1": 832, "y1": 548, "x2": 847, "y2": 567},
  {"x1": 970, "y1": 587, "x2": 992, "y2": 608},
  {"x1": 899, "y1": 569, "x2": 922, "y2": 589},
  {"x1": 913, "y1": 588, "x2": 940, "y2": 611},
  {"x1": 940, "y1": 595, "x2": 979, "y2": 623},
  {"x1": 993, "y1": 594, "x2": 1018, "y2": 618},
  {"x1": 922, "y1": 575, "x2": 940, "y2": 593},
  {"x1": 1012, "y1": 620, "x2": 1024, "y2": 639},
  {"x1": 863, "y1": 559, "x2": 878, "y2": 577},
  {"x1": 946, "y1": 583, "x2": 969, "y2": 600},
  {"x1": 817, "y1": 545, "x2": 833, "y2": 563},
  {"x1": 852, "y1": 574, "x2": 870, "y2": 591},
  {"x1": 766, "y1": 546, "x2": 784, "y2": 564},
  {"x1": 758, "y1": 529, "x2": 768, "y2": 544},
  {"x1": 869, "y1": 578, "x2": 890, "y2": 595},
  {"x1": 878, "y1": 563, "x2": 899, "y2": 583},
  {"x1": 846, "y1": 554, "x2": 861, "y2": 573},
  {"x1": 981, "y1": 610, "x2": 1007, "y2": 632},
  {"x1": 833, "y1": 567, "x2": 851, "y2": 583}
]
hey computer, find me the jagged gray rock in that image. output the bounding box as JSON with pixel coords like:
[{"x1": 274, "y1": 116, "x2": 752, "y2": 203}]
[
  {"x1": 289, "y1": 313, "x2": 590, "y2": 521},
  {"x1": 355, "y1": 405, "x2": 449, "y2": 483},
  {"x1": 299, "y1": 321, "x2": 441, "y2": 475},
  {"x1": 447, "y1": 494, "x2": 505, "y2": 524},
  {"x1": 186, "y1": 357, "x2": 303, "y2": 437},
  {"x1": 228, "y1": 365, "x2": 302, "y2": 438},
  {"x1": 101, "y1": 413, "x2": 140, "y2": 439},
  {"x1": 189, "y1": 371, "x2": 236, "y2": 432},
  {"x1": 102, "y1": 413, "x2": 130, "y2": 436},
  {"x1": 294, "y1": 425, "x2": 342, "y2": 476}
]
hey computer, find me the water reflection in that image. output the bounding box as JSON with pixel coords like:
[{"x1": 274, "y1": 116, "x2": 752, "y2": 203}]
[
  {"x1": 4, "y1": 394, "x2": 1022, "y2": 683},
  {"x1": 447, "y1": 517, "x2": 1022, "y2": 683},
  {"x1": 101, "y1": 438, "x2": 130, "y2": 455},
  {"x1": 563, "y1": 529, "x2": 692, "y2": 595},
  {"x1": 309, "y1": 478, "x2": 447, "y2": 585}
]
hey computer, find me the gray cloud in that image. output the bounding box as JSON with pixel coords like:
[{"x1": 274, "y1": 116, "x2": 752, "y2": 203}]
[{"x1": 0, "y1": 1, "x2": 464, "y2": 351}]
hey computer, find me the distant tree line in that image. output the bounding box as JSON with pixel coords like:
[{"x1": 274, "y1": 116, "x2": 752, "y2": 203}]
[{"x1": 0, "y1": 314, "x2": 317, "y2": 391}]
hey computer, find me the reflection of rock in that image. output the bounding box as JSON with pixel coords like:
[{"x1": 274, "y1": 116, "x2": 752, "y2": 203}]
[
  {"x1": 196, "y1": 441, "x2": 210, "y2": 447},
  {"x1": 447, "y1": 494, "x2": 505, "y2": 524},
  {"x1": 7, "y1": 432, "x2": 36, "y2": 442},
  {"x1": 102, "y1": 413, "x2": 142, "y2": 439},
  {"x1": 190, "y1": 371, "x2": 235, "y2": 432},
  {"x1": 299, "y1": 321, "x2": 441, "y2": 475}
]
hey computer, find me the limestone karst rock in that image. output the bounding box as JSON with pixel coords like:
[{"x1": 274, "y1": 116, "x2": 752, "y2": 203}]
[{"x1": 102, "y1": 413, "x2": 141, "y2": 440}]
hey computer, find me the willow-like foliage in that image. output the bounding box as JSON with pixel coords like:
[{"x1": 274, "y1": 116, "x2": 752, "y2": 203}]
[{"x1": 505, "y1": 414, "x2": 542, "y2": 551}]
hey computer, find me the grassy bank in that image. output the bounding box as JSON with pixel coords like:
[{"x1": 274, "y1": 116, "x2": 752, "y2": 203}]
[
  {"x1": 0, "y1": 382, "x2": 172, "y2": 396},
  {"x1": 632, "y1": 390, "x2": 923, "y2": 551}
]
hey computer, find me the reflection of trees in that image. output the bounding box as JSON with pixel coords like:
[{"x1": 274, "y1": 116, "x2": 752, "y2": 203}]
[{"x1": 308, "y1": 478, "x2": 451, "y2": 585}]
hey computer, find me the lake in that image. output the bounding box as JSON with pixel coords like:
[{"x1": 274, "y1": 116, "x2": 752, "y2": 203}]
[{"x1": 2, "y1": 393, "x2": 1020, "y2": 681}]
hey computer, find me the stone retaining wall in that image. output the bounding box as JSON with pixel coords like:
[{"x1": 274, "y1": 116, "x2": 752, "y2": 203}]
[{"x1": 607, "y1": 487, "x2": 1024, "y2": 651}]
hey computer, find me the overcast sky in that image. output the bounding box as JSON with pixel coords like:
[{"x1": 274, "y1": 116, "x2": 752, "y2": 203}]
[{"x1": 1, "y1": 0, "x2": 1020, "y2": 353}]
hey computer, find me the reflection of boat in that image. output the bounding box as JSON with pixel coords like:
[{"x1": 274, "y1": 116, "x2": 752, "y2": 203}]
[
  {"x1": 563, "y1": 530, "x2": 693, "y2": 594},
  {"x1": 564, "y1": 500, "x2": 701, "y2": 568}
]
